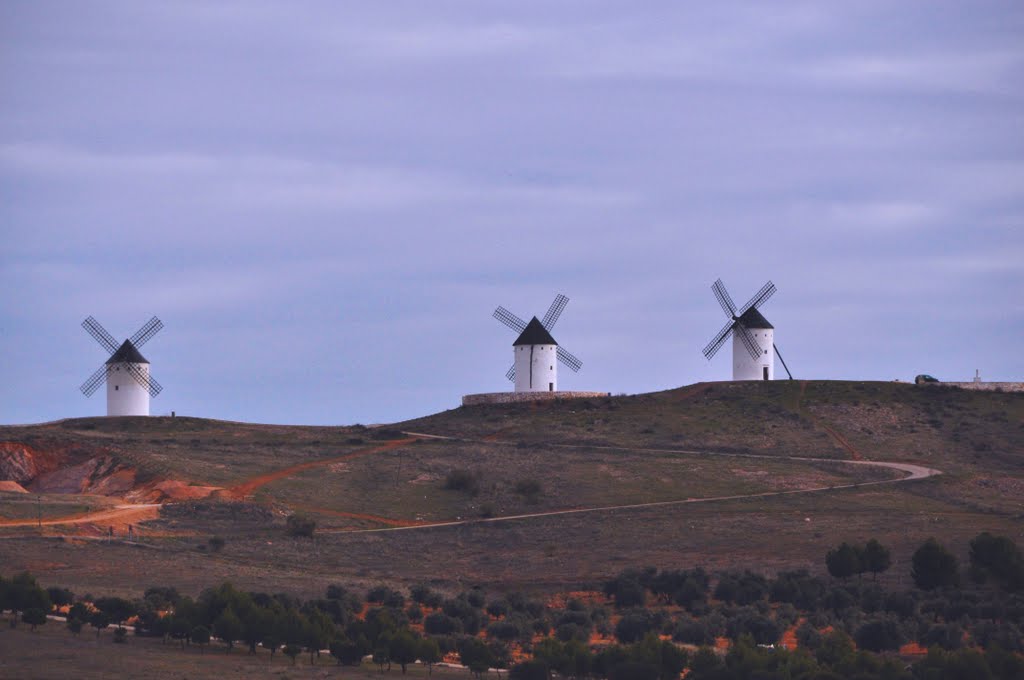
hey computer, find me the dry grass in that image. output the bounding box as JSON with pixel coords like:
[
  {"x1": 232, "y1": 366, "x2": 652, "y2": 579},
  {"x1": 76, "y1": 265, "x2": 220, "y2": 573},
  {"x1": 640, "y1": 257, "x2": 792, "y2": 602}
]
[
  {"x1": 0, "y1": 380, "x2": 1020, "y2": 600},
  {"x1": 0, "y1": 620, "x2": 467, "y2": 680}
]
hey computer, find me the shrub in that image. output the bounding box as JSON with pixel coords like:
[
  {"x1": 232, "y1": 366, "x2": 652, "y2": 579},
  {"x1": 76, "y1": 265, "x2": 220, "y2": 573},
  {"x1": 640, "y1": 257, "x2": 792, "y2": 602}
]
[
  {"x1": 513, "y1": 478, "x2": 542, "y2": 501},
  {"x1": 444, "y1": 469, "x2": 479, "y2": 495},
  {"x1": 285, "y1": 514, "x2": 316, "y2": 538}
]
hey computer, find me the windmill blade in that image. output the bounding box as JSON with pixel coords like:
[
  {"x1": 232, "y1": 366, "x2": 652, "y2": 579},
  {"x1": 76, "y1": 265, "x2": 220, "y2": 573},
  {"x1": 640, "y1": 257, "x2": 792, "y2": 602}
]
[
  {"x1": 711, "y1": 279, "x2": 738, "y2": 318},
  {"x1": 80, "y1": 365, "x2": 107, "y2": 397},
  {"x1": 702, "y1": 319, "x2": 735, "y2": 360},
  {"x1": 557, "y1": 346, "x2": 583, "y2": 372},
  {"x1": 126, "y1": 363, "x2": 163, "y2": 397},
  {"x1": 130, "y1": 316, "x2": 164, "y2": 347},
  {"x1": 541, "y1": 294, "x2": 569, "y2": 331},
  {"x1": 493, "y1": 306, "x2": 528, "y2": 333},
  {"x1": 738, "y1": 281, "x2": 776, "y2": 315},
  {"x1": 505, "y1": 364, "x2": 516, "y2": 382},
  {"x1": 736, "y1": 323, "x2": 763, "y2": 361},
  {"x1": 82, "y1": 316, "x2": 119, "y2": 354}
]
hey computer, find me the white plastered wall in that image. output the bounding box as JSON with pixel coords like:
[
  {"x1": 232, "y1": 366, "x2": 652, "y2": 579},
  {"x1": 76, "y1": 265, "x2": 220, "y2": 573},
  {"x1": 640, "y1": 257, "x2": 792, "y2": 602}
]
[
  {"x1": 514, "y1": 344, "x2": 558, "y2": 392},
  {"x1": 106, "y1": 363, "x2": 150, "y2": 416},
  {"x1": 732, "y1": 328, "x2": 774, "y2": 381}
]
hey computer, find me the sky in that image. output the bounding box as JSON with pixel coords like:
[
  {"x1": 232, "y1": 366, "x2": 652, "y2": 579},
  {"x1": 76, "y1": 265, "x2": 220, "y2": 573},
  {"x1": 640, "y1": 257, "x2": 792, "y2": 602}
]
[{"x1": 1, "y1": 1, "x2": 1022, "y2": 426}]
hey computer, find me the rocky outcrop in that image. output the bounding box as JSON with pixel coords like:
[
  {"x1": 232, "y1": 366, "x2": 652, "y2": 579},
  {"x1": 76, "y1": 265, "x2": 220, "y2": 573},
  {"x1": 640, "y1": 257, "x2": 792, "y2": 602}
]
[
  {"x1": 1, "y1": 440, "x2": 138, "y2": 496},
  {"x1": 0, "y1": 441, "x2": 63, "y2": 483}
]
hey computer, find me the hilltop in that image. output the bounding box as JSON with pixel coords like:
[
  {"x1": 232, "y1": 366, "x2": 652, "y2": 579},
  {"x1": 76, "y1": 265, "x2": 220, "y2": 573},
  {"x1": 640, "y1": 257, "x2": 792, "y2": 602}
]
[{"x1": 0, "y1": 380, "x2": 1021, "y2": 599}]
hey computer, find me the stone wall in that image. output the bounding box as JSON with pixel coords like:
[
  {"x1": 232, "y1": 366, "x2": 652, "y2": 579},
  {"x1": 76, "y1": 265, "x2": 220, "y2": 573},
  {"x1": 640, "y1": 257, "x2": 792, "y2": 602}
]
[
  {"x1": 462, "y1": 391, "x2": 611, "y2": 406},
  {"x1": 925, "y1": 382, "x2": 1024, "y2": 393}
]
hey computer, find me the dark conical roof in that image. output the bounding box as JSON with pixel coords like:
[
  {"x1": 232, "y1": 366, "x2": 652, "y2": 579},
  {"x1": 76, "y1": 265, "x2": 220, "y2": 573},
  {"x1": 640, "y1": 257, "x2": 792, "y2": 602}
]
[
  {"x1": 105, "y1": 339, "x2": 149, "y2": 365},
  {"x1": 738, "y1": 307, "x2": 773, "y2": 329},
  {"x1": 513, "y1": 316, "x2": 558, "y2": 346}
]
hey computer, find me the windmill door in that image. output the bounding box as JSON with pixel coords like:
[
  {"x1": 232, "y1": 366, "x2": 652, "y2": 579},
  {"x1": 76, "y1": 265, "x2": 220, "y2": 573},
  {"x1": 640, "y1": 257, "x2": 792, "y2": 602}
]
[{"x1": 762, "y1": 367, "x2": 769, "y2": 381}]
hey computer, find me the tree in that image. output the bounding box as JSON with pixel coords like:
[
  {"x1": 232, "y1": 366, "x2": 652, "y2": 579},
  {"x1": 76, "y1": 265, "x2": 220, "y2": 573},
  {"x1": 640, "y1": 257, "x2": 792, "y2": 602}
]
[
  {"x1": 94, "y1": 596, "x2": 137, "y2": 626},
  {"x1": 213, "y1": 608, "x2": 243, "y2": 652},
  {"x1": 615, "y1": 610, "x2": 654, "y2": 643},
  {"x1": 67, "y1": 617, "x2": 84, "y2": 635},
  {"x1": 373, "y1": 645, "x2": 391, "y2": 673},
  {"x1": 912, "y1": 538, "x2": 960, "y2": 590},
  {"x1": 509, "y1": 659, "x2": 549, "y2": 680},
  {"x1": 331, "y1": 638, "x2": 365, "y2": 666},
  {"x1": 815, "y1": 630, "x2": 855, "y2": 669},
  {"x1": 283, "y1": 643, "x2": 303, "y2": 665},
  {"x1": 304, "y1": 608, "x2": 335, "y2": 665},
  {"x1": 47, "y1": 587, "x2": 74, "y2": 607},
  {"x1": 169, "y1": 616, "x2": 192, "y2": 649},
  {"x1": 7, "y1": 572, "x2": 51, "y2": 623},
  {"x1": 423, "y1": 612, "x2": 461, "y2": 635},
  {"x1": 458, "y1": 637, "x2": 495, "y2": 679},
  {"x1": 240, "y1": 607, "x2": 273, "y2": 654},
  {"x1": 261, "y1": 634, "x2": 280, "y2": 659},
  {"x1": 90, "y1": 610, "x2": 111, "y2": 638},
  {"x1": 633, "y1": 634, "x2": 687, "y2": 680},
  {"x1": 417, "y1": 637, "x2": 442, "y2": 675},
  {"x1": 609, "y1": 661, "x2": 659, "y2": 680},
  {"x1": 855, "y1": 619, "x2": 905, "y2": 652},
  {"x1": 22, "y1": 608, "x2": 47, "y2": 631},
  {"x1": 191, "y1": 625, "x2": 211, "y2": 653},
  {"x1": 969, "y1": 532, "x2": 1024, "y2": 591},
  {"x1": 826, "y1": 543, "x2": 863, "y2": 580},
  {"x1": 68, "y1": 602, "x2": 89, "y2": 622},
  {"x1": 389, "y1": 630, "x2": 419, "y2": 674},
  {"x1": 113, "y1": 626, "x2": 128, "y2": 643},
  {"x1": 862, "y1": 539, "x2": 892, "y2": 580}
]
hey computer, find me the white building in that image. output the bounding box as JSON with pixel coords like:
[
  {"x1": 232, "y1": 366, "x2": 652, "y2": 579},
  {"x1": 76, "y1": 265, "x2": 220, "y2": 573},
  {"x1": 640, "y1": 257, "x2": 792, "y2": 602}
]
[
  {"x1": 732, "y1": 308, "x2": 774, "y2": 381},
  {"x1": 105, "y1": 340, "x2": 151, "y2": 416},
  {"x1": 513, "y1": 317, "x2": 558, "y2": 392}
]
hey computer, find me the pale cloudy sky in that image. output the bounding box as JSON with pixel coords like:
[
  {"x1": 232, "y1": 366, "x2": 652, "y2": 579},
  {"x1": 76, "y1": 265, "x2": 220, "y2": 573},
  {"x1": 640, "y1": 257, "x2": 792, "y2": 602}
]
[{"x1": 2, "y1": 1, "x2": 1022, "y2": 425}]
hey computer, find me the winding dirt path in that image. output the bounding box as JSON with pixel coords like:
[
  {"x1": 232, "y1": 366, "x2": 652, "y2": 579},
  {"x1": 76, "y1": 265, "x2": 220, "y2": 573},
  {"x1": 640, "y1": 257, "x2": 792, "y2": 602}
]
[
  {"x1": 0, "y1": 503, "x2": 161, "y2": 529},
  {"x1": 225, "y1": 437, "x2": 417, "y2": 499},
  {"x1": 1, "y1": 420, "x2": 941, "y2": 535},
  {"x1": 0, "y1": 439, "x2": 416, "y2": 532},
  {"x1": 313, "y1": 432, "x2": 941, "y2": 534}
]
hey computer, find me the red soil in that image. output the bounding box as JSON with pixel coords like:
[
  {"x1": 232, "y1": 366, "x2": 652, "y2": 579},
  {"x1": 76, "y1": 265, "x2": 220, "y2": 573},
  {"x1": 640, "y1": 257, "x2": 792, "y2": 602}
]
[{"x1": 225, "y1": 438, "x2": 418, "y2": 499}]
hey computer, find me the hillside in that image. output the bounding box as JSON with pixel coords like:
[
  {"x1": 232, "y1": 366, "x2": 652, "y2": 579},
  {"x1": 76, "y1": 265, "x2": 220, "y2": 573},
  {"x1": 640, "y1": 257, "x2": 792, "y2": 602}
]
[{"x1": 0, "y1": 380, "x2": 1021, "y2": 599}]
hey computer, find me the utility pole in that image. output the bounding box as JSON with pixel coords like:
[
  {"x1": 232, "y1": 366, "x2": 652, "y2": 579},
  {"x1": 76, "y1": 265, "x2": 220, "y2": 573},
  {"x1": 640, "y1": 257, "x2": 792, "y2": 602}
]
[{"x1": 37, "y1": 494, "x2": 41, "y2": 530}]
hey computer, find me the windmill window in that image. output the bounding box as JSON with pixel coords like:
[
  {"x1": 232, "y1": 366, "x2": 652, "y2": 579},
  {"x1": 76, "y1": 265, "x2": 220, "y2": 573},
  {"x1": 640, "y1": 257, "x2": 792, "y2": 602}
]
[{"x1": 115, "y1": 385, "x2": 118, "y2": 391}]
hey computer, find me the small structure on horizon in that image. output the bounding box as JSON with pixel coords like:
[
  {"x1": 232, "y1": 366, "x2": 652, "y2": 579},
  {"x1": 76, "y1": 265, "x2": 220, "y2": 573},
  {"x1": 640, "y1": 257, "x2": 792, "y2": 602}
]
[
  {"x1": 492, "y1": 293, "x2": 583, "y2": 393},
  {"x1": 80, "y1": 316, "x2": 164, "y2": 416},
  {"x1": 702, "y1": 279, "x2": 793, "y2": 381},
  {"x1": 463, "y1": 293, "x2": 606, "y2": 405}
]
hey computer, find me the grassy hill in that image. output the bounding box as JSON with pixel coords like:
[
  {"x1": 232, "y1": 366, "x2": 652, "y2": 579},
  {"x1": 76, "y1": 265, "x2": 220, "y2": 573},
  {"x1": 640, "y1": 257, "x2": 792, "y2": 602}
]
[{"x1": 0, "y1": 380, "x2": 1021, "y2": 599}]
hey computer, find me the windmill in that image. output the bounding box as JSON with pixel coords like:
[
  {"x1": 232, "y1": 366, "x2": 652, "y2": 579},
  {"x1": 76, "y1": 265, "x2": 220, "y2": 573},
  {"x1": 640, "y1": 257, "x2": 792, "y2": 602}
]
[
  {"x1": 493, "y1": 293, "x2": 583, "y2": 392},
  {"x1": 702, "y1": 279, "x2": 793, "y2": 381},
  {"x1": 80, "y1": 316, "x2": 164, "y2": 415}
]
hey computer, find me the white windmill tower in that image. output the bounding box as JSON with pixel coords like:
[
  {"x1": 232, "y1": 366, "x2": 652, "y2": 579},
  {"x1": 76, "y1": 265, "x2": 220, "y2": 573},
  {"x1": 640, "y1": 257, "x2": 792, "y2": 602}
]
[
  {"x1": 80, "y1": 316, "x2": 164, "y2": 415},
  {"x1": 702, "y1": 279, "x2": 794, "y2": 381},
  {"x1": 493, "y1": 294, "x2": 584, "y2": 392}
]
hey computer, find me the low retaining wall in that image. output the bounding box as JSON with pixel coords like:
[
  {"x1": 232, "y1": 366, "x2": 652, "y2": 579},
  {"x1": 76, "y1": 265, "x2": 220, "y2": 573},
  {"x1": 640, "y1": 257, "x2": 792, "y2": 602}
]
[
  {"x1": 462, "y1": 391, "x2": 611, "y2": 406},
  {"x1": 925, "y1": 382, "x2": 1024, "y2": 393}
]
